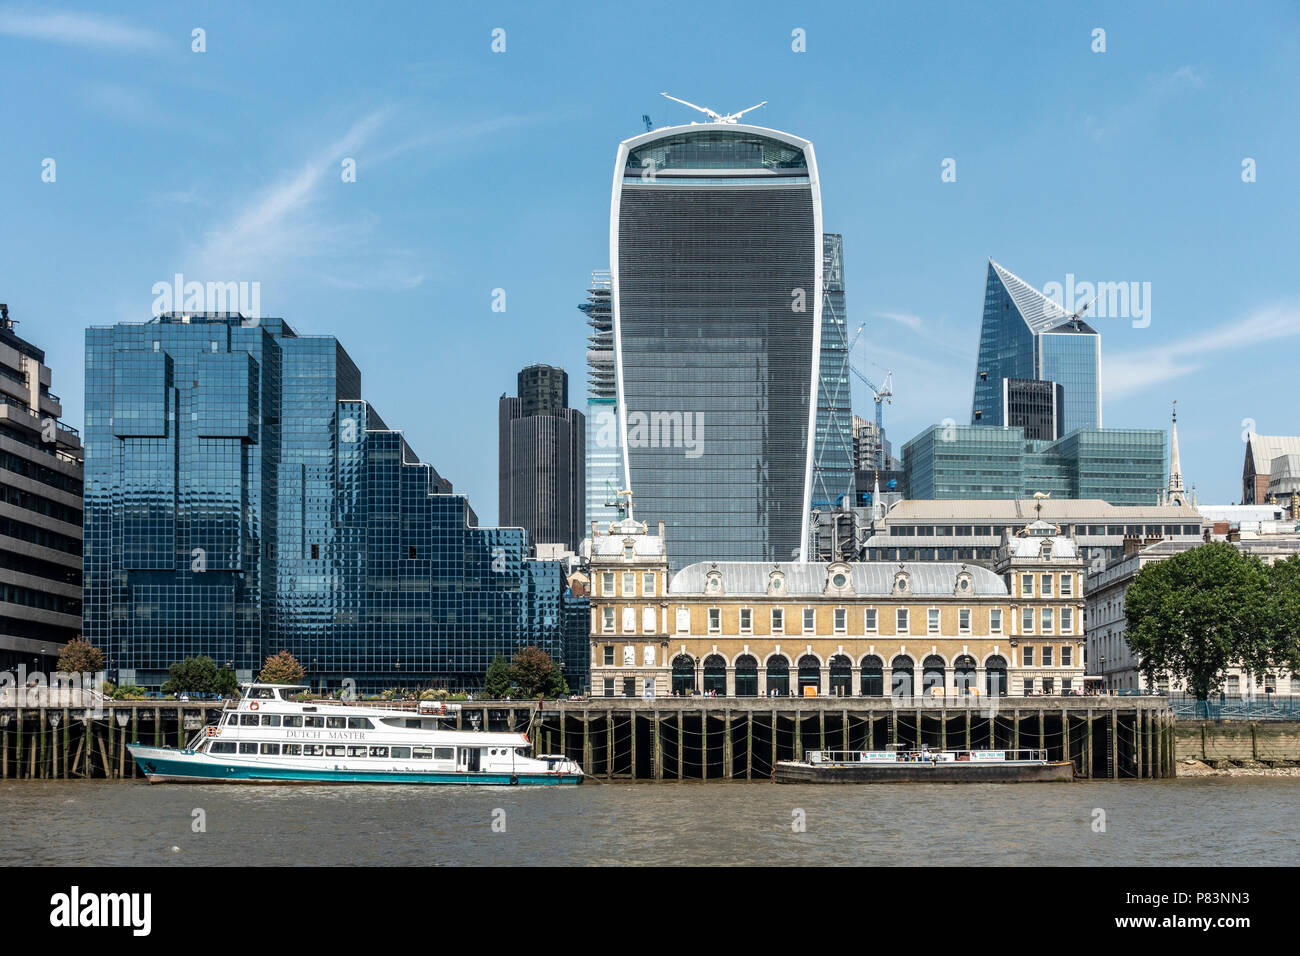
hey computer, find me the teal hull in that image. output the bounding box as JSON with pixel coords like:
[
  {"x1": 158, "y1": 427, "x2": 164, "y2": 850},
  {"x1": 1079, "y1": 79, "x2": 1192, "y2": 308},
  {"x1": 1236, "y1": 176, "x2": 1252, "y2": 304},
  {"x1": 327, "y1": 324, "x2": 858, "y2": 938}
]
[{"x1": 128, "y1": 747, "x2": 582, "y2": 786}]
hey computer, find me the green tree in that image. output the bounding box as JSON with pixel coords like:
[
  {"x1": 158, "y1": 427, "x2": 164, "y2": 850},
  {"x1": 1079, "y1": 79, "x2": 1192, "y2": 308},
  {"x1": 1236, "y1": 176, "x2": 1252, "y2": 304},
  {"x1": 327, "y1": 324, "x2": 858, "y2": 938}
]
[
  {"x1": 258, "y1": 650, "x2": 305, "y2": 685},
  {"x1": 484, "y1": 655, "x2": 513, "y2": 698},
  {"x1": 509, "y1": 646, "x2": 567, "y2": 698},
  {"x1": 161, "y1": 656, "x2": 221, "y2": 695},
  {"x1": 214, "y1": 666, "x2": 240, "y2": 697},
  {"x1": 1125, "y1": 542, "x2": 1274, "y2": 700},
  {"x1": 1266, "y1": 554, "x2": 1300, "y2": 675},
  {"x1": 56, "y1": 637, "x2": 104, "y2": 675}
]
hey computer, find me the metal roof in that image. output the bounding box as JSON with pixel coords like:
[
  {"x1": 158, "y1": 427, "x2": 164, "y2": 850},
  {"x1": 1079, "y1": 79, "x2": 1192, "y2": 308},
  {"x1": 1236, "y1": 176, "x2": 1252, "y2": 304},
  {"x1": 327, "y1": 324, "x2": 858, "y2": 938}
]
[
  {"x1": 880, "y1": 498, "x2": 1202, "y2": 521},
  {"x1": 989, "y1": 260, "x2": 1071, "y2": 333},
  {"x1": 1247, "y1": 434, "x2": 1300, "y2": 473},
  {"x1": 668, "y1": 561, "x2": 1008, "y2": 597}
]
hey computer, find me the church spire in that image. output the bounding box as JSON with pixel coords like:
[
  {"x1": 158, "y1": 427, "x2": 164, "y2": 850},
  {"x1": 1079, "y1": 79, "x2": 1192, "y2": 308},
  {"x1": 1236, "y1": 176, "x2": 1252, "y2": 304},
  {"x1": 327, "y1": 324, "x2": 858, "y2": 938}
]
[{"x1": 1167, "y1": 400, "x2": 1186, "y2": 506}]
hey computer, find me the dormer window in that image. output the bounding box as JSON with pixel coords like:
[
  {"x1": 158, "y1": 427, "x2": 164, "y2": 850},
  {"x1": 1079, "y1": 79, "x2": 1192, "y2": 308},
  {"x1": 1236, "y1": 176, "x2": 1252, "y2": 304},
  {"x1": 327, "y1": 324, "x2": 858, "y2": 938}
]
[
  {"x1": 768, "y1": 569, "x2": 785, "y2": 595},
  {"x1": 955, "y1": 569, "x2": 973, "y2": 595},
  {"x1": 893, "y1": 567, "x2": 911, "y2": 595},
  {"x1": 624, "y1": 539, "x2": 636, "y2": 560},
  {"x1": 706, "y1": 568, "x2": 723, "y2": 595},
  {"x1": 1040, "y1": 539, "x2": 1054, "y2": 560},
  {"x1": 825, "y1": 562, "x2": 853, "y2": 595}
]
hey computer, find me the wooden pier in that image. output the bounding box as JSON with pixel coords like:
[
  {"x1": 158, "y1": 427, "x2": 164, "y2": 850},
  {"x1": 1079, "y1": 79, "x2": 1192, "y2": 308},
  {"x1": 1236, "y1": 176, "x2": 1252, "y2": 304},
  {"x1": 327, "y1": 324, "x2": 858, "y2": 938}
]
[{"x1": 0, "y1": 696, "x2": 1175, "y2": 780}]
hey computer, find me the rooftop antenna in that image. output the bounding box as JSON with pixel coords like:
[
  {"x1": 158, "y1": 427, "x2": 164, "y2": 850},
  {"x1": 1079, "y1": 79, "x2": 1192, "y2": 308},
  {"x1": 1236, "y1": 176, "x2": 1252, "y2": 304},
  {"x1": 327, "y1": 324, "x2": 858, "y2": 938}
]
[
  {"x1": 642, "y1": 113, "x2": 653, "y2": 131},
  {"x1": 659, "y1": 92, "x2": 767, "y2": 124}
]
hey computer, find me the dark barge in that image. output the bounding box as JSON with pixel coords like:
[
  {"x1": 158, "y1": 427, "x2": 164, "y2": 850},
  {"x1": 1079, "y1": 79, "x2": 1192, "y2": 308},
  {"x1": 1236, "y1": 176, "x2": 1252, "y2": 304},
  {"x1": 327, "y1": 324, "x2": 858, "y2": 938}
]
[{"x1": 774, "y1": 748, "x2": 1075, "y2": 784}]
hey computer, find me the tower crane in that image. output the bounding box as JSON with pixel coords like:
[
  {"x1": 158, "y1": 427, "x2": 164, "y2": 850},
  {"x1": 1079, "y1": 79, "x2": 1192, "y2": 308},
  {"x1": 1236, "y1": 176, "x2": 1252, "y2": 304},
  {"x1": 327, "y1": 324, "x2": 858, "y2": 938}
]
[{"x1": 847, "y1": 322, "x2": 895, "y2": 471}]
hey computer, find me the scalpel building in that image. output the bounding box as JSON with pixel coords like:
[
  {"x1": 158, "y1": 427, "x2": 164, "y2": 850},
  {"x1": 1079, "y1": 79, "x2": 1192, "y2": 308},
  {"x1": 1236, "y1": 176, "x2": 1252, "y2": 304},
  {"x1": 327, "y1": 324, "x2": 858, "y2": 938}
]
[{"x1": 611, "y1": 119, "x2": 824, "y2": 571}]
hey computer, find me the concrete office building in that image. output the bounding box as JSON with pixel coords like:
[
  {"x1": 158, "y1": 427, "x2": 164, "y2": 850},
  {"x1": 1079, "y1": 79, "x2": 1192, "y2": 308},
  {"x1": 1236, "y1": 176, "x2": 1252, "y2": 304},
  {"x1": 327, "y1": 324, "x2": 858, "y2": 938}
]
[{"x1": 0, "y1": 304, "x2": 84, "y2": 672}]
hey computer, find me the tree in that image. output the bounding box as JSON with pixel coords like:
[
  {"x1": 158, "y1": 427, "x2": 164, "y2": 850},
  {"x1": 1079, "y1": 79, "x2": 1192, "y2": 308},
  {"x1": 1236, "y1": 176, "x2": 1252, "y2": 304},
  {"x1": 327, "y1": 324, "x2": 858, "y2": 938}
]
[
  {"x1": 214, "y1": 666, "x2": 240, "y2": 697},
  {"x1": 1125, "y1": 542, "x2": 1274, "y2": 700},
  {"x1": 161, "y1": 656, "x2": 220, "y2": 695},
  {"x1": 258, "y1": 650, "x2": 305, "y2": 685},
  {"x1": 56, "y1": 637, "x2": 104, "y2": 675},
  {"x1": 508, "y1": 646, "x2": 567, "y2": 698},
  {"x1": 484, "y1": 655, "x2": 513, "y2": 698},
  {"x1": 1266, "y1": 554, "x2": 1300, "y2": 675}
]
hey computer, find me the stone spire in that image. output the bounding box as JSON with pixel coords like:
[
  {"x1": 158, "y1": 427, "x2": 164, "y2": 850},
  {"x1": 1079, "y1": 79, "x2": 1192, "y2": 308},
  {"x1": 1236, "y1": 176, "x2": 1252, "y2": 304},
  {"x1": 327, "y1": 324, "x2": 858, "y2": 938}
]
[{"x1": 1167, "y1": 400, "x2": 1186, "y2": 506}]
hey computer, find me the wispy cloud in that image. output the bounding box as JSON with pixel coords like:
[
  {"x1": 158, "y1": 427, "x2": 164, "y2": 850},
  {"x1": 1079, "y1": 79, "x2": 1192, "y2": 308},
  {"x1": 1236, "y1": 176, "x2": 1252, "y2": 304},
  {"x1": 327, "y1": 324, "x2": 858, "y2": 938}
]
[
  {"x1": 0, "y1": 7, "x2": 165, "y2": 53},
  {"x1": 875, "y1": 310, "x2": 923, "y2": 330},
  {"x1": 1104, "y1": 304, "x2": 1300, "y2": 399},
  {"x1": 1084, "y1": 65, "x2": 1205, "y2": 141}
]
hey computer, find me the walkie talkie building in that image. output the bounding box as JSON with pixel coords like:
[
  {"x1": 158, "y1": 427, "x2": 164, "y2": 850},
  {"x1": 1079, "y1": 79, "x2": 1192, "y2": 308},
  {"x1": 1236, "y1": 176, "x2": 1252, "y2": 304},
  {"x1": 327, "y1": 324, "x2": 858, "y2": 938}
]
[{"x1": 611, "y1": 119, "x2": 822, "y2": 570}]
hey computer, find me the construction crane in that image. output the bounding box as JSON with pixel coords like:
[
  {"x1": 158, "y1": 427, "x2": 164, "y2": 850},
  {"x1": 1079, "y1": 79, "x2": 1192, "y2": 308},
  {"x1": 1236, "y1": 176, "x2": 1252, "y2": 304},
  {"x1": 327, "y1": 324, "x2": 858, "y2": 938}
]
[
  {"x1": 846, "y1": 322, "x2": 895, "y2": 471},
  {"x1": 642, "y1": 114, "x2": 653, "y2": 131}
]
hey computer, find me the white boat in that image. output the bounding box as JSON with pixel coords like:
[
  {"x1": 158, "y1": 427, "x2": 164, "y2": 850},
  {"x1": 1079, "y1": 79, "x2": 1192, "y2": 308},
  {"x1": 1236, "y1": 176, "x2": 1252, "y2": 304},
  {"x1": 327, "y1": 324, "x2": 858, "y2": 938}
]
[{"x1": 126, "y1": 683, "x2": 583, "y2": 785}]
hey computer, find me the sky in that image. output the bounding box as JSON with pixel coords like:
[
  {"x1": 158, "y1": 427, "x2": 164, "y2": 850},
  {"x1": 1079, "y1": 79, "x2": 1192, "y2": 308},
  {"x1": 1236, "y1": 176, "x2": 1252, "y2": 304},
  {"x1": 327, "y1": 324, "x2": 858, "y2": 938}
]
[{"x1": 3, "y1": 1, "x2": 1299, "y2": 520}]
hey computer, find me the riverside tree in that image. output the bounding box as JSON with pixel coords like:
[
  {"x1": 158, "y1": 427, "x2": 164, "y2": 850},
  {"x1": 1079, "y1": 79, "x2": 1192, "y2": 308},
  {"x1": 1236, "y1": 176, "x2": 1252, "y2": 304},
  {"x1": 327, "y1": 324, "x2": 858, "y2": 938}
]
[
  {"x1": 1124, "y1": 542, "x2": 1276, "y2": 700},
  {"x1": 56, "y1": 637, "x2": 104, "y2": 675},
  {"x1": 484, "y1": 655, "x2": 513, "y2": 698},
  {"x1": 258, "y1": 650, "x2": 305, "y2": 685},
  {"x1": 161, "y1": 655, "x2": 238, "y2": 696},
  {"x1": 509, "y1": 646, "x2": 567, "y2": 698}
]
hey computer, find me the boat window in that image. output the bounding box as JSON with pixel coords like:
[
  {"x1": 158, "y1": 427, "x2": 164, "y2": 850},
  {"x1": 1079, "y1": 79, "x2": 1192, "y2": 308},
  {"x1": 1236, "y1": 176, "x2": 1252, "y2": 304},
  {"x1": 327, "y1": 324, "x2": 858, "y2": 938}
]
[
  {"x1": 326, "y1": 717, "x2": 346, "y2": 729},
  {"x1": 226, "y1": 714, "x2": 240, "y2": 725},
  {"x1": 279, "y1": 688, "x2": 301, "y2": 701},
  {"x1": 515, "y1": 748, "x2": 529, "y2": 757},
  {"x1": 412, "y1": 747, "x2": 433, "y2": 759},
  {"x1": 261, "y1": 714, "x2": 281, "y2": 727},
  {"x1": 239, "y1": 743, "x2": 258, "y2": 754},
  {"x1": 304, "y1": 716, "x2": 324, "y2": 728},
  {"x1": 347, "y1": 717, "x2": 373, "y2": 729},
  {"x1": 404, "y1": 718, "x2": 422, "y2": 728},
  {"x1": 283, "y1": 744, "x2": 302, "y2": 756},
  {"x1": 302, "y1": 744, "x2": 324, "y2": 756},
  {"x1": 391, "y1": 747, "x2": 412, "y2": 759},
  {"x1": 260, "y1": 743, "x2": 280, "y2": 755},
  {"x1": 434, "y1": 747, "x2": 454, "y2": 760},
  {"x1": 250, "y1": 688, "x2": 275, "y2": 700},
  {"x1": 347, "y1": 746, "x2": 368, "y2": 758},
  {"x1": 282, "y1": 715, "x2": 303, "y2": 728},
  {"x1": 240, "y1": 714, "x2": 259, "y2": 726},
  {"x1": 369, "y1": 747, "x2": 388, "y2": 758},
  {"x1": 210, "y1": 741, "x2": 236, "y2": 754},
  {"x1": 325, "y1": 745, "x2": 347, "y2": 757}
]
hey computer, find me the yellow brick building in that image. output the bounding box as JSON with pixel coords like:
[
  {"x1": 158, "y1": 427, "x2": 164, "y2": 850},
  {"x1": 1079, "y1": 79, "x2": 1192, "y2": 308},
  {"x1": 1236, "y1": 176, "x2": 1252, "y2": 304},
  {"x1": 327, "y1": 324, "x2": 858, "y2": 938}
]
[{"x1": 584, "y1": 516, "x2": 1086, "y2": 699}]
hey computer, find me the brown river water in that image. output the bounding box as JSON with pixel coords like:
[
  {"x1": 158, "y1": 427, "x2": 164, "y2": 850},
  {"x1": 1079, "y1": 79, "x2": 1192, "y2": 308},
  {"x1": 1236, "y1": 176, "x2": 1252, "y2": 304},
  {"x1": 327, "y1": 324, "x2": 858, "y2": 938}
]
[{"x1": 1, "y1": 778, "x2": 1295, "y2": 866}]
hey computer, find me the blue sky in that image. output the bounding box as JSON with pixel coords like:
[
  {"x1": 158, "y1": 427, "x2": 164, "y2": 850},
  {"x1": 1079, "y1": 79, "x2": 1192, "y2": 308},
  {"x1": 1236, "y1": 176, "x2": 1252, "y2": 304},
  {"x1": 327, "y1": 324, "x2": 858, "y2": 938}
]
[{"x1": 3, "y1": 1, "x2": 1298, "y2": 519}]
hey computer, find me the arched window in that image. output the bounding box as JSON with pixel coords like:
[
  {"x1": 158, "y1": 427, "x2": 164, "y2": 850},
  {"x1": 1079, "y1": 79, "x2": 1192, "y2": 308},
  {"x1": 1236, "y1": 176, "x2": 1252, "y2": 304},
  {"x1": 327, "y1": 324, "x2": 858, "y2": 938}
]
[
  {"x1": 860, "y1": 655, "x2": 884, "y2": 697},
  {"x1": 953, "y1": 654, "x2": 976, "y2": 693},
  {"x1": 985, "y1": 655, "x2": 1007, "y2": 697},
  {"x1": 765, "y1": 655, "x2": 790, "y2": 696},
  {"x1": 829, "y1": 655, "x2": 852, "y2": 697},
  {"x1": 923, "y1": 655, "x2": 946, "y2": 694},
  {"x1": 797, "y1": 655, "x2": 821, "y2": 695},
  {"x1": 734, "y1": 655, "x2": 759, "y2": 697},
  {"x1": 671, "y1": 654, "x2": 696, "y2": 696},
  {"x1": 891, "y1": 656, "x2": 914, "y2": 697},
  {"x1": 703, "y1": 654, "x2": 727, "y2": 696}
]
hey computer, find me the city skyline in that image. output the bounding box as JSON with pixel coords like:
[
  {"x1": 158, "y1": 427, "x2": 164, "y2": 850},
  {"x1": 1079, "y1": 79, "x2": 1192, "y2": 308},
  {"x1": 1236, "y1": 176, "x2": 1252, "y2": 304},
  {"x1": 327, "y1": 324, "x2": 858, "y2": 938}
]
[{"x1": 4, "y1": 2, "x2": 1299, "y2": 519}]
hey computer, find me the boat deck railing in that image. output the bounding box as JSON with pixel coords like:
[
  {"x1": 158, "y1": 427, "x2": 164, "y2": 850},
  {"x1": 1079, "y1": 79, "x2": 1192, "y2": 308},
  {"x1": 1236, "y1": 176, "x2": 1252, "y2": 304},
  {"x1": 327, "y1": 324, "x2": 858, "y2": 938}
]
[{"x1": 805, "y1": 748, "x2": 1051, "y2": 764}]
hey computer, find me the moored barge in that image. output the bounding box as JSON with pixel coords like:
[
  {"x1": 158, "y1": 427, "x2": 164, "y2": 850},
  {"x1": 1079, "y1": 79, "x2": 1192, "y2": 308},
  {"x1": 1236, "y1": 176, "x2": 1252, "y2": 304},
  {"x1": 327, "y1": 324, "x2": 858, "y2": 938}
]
[{"x1": 774, "y1": 747, "x2": 1074, "y2": 784}]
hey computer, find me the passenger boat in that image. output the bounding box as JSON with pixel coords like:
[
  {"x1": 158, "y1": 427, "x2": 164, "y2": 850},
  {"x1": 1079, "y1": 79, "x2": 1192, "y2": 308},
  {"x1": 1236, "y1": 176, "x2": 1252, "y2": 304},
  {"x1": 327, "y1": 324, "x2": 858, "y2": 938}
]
[
  {"x1": 774, "y1": 747, "x2": 1074, "y2": 784},
  {"x1": 126, "y1": 683, "x2": 583, "y2": 785}
]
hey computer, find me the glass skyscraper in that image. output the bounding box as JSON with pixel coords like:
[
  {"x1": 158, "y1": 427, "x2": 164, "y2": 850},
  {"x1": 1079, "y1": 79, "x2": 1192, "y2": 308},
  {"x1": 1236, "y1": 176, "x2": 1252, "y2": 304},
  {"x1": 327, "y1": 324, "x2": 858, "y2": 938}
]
[
  {"x1": 579, "y1": 271, "x2": 624, "y2": 532},
  {"x1": 611, "y1": 121, "x2": 823, "y2": 570},
  {"x1": 811, "y1": 233, "x2": 855, "y2": 511},
  {"x1": 972, "y1": 260, "x2": 1101, "y2": 434},
  {"x1": 85, "y1": 314, "x2": 585, "y2": 691},
  {"x1": 903, "y1": 424, "x2": 1166, "y2": 506}
]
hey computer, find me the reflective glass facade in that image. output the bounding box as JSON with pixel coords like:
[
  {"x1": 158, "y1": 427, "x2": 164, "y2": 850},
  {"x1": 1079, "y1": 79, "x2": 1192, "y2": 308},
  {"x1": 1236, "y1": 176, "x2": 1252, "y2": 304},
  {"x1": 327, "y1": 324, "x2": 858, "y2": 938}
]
[
  {"x1": 972, "y1": 261, "x2": 1101, "y2": 434},
  {"x1": 85, "y1": 315, "x2": 585, "y2": 691},
  {"x1": 903, "y1": 424, "x2": 1166, "y2": 505},
  {"x1": 812, "y1": 233, "x2": 855, "y2": 510},
  {"x1": 613, "y1": 124, "x2": 820, "y2": 571}
]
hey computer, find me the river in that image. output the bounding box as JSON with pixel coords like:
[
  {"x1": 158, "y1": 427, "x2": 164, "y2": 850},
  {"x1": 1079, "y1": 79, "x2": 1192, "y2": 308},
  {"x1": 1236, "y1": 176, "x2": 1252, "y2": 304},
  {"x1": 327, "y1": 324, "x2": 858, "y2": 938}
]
[{"x1": 1, "y1": 778, "x2": 1295, "y2": 866}]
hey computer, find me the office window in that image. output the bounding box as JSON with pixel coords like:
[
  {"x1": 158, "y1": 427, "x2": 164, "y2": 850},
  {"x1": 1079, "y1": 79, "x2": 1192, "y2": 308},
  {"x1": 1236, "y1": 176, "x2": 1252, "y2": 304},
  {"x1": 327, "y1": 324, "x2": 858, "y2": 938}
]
[
  {"x1": 602, "y1": 607, "x2": 615, "y2": 633},
  {"x1": 602, "y1": 572, "x2": 615, "y2": 596},
  {"x1": 1061, "y1": 646, "x2": 1073, "y2": 667},
  {"x1": 1022, "y1": 607, "x2": 1034, "y2": 633},
  {"x1": 623, "y1": 677, "x2": 635, "y2": 697},
  {"x1": 1041, "y1": 607, "x2": 1053, "y2": 633},
  {"x1": 676, "y1": 607, "x2": 690, "y2": 633},
  {"x1": 1023, "y1": 678, "x2": 1035, "y2": 694},
  {"x1": 603, "y1": 677, "x2": 614, "y2": 697},
  {"x1": 622, "y1": 572, "x2": 636, "y2": 597},
  {"x1": 642, "y1": 606, "x2": 656, "y2": 633},
  {"x1": 1023, "y1": 646, "x2": 1035, "y2": 666},
  {"x1": 803, "y1": 608, "x2": 815, "y2": 633},
  {"x1": 1060, "y1": 574, "x2": 1073, "y2": 597},
  {"x1": 708, "y1": 608, "x2": 721, "y2": 633},
  {"x1": 1021, "y1": 574, "x2": 1034, "y2": 597},
  {"x1": 603, "y1": 645, "x2": 614, "y2": 666},
  {"x1": 989, "y1": 608, "x2": 1003, "y2": 633},
  {"x1": 1041, "y1": 574, "x2": 1053, "y2": 597},
  {"x1": 958, "y1": 608, "x2": 971, "y2": 633},
  {"x1": 622, "y1": 606, "x2": 635, "y2": 633},
  {"x1": 1060, "y1": 607, "x2": 1073, "y2": 634},
  {"x1": 1042, "y1": 646, "x2": 1054, "y2": 666},
  {"x1": 927, "y1": 608, "x2": 940, "y2": 633},
  {"x1": 642, "y1": 572, "x2": 656, "y2": 597},
  {"x1": 739, "y1": 608, "x2": 753, "y2": 633},
  {"x1": 834, "y1": 608, "x2": 847, "y2": 633},
  {"x1": 896, "y1": 608, "x2": 909, "y2": 634},
  {"x1": 865, "y1": 608, "x2": 878, "y2": 632},
  {"x1": 771, "y1": 607, "x2": 784, "y2": 633},
  {"x1": 1042, "y1": 678, "x2": 1054, "y2": 695}
]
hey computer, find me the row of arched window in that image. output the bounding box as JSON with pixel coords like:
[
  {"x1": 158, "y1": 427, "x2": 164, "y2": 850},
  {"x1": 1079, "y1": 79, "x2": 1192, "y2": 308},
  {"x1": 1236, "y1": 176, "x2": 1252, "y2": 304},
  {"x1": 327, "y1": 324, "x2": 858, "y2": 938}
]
[{"x1": 668, "y1": 653, "x2": 1008, "y2": 697}]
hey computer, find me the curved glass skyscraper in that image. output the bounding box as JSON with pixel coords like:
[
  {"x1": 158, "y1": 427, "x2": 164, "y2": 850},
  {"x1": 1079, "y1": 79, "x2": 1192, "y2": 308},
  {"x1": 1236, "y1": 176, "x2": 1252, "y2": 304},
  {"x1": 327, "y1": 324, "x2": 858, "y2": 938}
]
[{"x1": 611, "y1": 122, "x2": 822, "y2": 570}]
